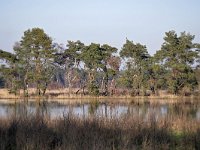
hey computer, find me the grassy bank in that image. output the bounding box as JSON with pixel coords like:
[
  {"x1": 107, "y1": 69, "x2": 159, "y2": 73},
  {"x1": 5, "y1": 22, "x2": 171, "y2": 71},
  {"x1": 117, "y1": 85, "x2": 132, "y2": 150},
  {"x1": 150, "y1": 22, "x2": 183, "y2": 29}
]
[
  {"x1": 0, "y1": 88, "x2": 199, "y2": 102},
  {"x1": 0, "y1": 114, "x2": 199, "y2": 150}
]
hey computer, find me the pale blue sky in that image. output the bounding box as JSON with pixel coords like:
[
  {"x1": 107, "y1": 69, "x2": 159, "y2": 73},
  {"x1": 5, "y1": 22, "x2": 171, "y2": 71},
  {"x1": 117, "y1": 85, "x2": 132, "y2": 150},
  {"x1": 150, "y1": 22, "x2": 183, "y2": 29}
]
[{"x1": 0, "y1": 0, "x2": 200, "y2": 55}]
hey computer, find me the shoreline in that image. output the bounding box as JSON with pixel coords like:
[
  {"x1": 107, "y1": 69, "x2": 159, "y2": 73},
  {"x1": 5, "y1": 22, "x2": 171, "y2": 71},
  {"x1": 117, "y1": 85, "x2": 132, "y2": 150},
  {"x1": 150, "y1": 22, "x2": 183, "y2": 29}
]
[
  {"x1": 0, "y1": 95, "x2": 199, "y2": 105},
  {"x1": 0, "y1": 88, "x2": 199, "y2": 104}
]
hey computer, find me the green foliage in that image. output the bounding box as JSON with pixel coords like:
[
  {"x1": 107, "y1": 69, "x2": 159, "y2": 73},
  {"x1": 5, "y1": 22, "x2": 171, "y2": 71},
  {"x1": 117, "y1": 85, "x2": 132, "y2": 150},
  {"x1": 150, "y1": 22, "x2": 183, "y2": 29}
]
[
  {"x1": 154, "y1": 31, "x2": 199, "y2": 94},
  {"x1": 14, "y1": 28, "x2": 55, "y2": 96},
  {"x1": 54, "y1": 41, "x2": 85, "y2": 93},
  {"x1": 0, "y1": 50, "x2": 21, "y2": 93},
  {"x1": 88, "y1": 81, "x2": 99, "y2": 96},
  {"x1": 119, "y1": 39, "x2": 151, "y2": 95},
  {"x1": 65, "y1": 40, "x2": 84, "y2": 64},
  {"x1": 0, "y1": 49, "x2": 17, "y2": 64},
  {"x1": 195, "y1": 69, "x2": 200, "y2": 84},
  {"x1": 81, "y1": 43, "x2": 118, "y2": 95},
  {"x1": 81, "y1": 43, "x2": 103, "y2": 70}
]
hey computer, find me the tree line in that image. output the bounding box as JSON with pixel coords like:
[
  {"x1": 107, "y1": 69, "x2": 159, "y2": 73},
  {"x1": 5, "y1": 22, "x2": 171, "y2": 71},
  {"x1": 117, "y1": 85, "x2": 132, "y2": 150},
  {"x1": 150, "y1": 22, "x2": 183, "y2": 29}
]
[{"x1": 0, "y1": 28, "x2": 200, "y2": 96}]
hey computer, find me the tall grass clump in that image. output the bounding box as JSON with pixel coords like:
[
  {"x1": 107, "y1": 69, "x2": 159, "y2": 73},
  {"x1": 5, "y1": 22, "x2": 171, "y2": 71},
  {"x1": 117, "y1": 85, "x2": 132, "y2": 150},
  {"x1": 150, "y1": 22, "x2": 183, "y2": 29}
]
[{"x1": 0, "y1": 113, "x2": 199, "y2": 150}]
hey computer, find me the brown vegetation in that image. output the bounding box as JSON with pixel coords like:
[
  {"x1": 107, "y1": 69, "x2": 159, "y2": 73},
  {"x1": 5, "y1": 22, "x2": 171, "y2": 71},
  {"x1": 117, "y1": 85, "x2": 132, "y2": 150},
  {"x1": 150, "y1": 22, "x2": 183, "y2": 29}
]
[
  {"x1": 1, "y1": 88, "x2": 199, "y2": 101},
  {"x1": 0, "y1": 113, "x2": 199, "y2": 150}
]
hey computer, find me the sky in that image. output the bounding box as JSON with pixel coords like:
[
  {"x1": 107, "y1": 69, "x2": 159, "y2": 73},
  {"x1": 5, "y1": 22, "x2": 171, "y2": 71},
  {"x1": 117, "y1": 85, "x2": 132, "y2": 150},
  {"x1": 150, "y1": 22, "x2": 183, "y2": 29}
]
[{"x1": 0, "y1": 0, "x2": 200, "y2": 55}]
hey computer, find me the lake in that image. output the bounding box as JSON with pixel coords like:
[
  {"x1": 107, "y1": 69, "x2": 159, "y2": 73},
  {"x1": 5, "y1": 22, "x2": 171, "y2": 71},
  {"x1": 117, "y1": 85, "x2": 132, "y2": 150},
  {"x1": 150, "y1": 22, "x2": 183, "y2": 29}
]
[{"x1": 0, "y1": 99, "x2": 200, "y2": 120}]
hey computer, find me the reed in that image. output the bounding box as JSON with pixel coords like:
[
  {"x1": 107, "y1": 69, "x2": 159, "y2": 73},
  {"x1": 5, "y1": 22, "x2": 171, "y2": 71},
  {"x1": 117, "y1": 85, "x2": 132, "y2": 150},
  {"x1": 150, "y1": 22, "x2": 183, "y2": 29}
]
[
  {"x1": 1, "y1": 88, "x2": 199, "y2": 100},
  {"x1": 0, "y1": 112, "x2": 199, "y2": 150}
]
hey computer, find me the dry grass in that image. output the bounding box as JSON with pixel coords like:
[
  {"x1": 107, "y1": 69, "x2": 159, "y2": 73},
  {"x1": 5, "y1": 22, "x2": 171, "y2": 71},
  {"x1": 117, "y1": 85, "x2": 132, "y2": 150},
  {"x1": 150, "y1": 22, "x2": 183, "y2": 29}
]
[
  {"x1": 0, "y1": 88, "x2": 199, "y2": 103},
  {"x1": 0, "y1": 113, "x2": 199, "y2": 150},
  {"x1": 0, "y1": 89, "x2": 20, "y2": 99}
]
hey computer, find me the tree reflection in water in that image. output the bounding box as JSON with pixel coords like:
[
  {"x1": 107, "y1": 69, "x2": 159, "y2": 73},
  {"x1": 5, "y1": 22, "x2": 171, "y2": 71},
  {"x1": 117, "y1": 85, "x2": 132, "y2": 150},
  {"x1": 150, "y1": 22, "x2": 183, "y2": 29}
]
[{"x1": 0, "y1": 100, "x2": 199, "y2": 121}]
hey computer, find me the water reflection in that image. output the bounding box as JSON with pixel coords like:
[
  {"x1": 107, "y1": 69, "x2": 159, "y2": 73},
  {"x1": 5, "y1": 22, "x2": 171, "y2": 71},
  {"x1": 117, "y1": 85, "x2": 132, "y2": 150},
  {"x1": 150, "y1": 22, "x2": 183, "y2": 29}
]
[{"x1": 0, "y1": 100, "x2": 199, "y2": 120}]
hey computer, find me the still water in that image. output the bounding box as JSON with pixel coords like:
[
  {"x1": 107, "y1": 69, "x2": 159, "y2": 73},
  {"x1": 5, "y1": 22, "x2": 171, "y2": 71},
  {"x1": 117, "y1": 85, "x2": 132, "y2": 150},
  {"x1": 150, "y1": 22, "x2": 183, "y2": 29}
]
[{"x1": 0, "y1": 99, "x2": 200, "y2": 120}]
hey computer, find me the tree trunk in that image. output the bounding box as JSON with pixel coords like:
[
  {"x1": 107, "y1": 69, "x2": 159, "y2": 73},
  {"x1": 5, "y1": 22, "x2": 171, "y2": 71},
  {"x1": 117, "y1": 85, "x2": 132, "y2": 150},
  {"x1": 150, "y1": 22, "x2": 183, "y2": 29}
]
[{"x1": 103, "y1": 66, "x2": 109, "y2": 96}]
